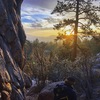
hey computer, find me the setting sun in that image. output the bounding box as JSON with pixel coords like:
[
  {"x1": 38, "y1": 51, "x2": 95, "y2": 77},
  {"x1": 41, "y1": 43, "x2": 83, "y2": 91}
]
[
  {"x1": 66, "y1": 31, "x2": 71, "y2": 35},
  {"x1": 66, "y1": 31, "x2": 74, "y2": 35}
]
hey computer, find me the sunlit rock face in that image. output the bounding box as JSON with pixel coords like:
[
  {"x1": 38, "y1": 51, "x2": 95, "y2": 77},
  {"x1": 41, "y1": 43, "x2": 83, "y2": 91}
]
[{"x1": 0, "y1": 0, "x2": 26, "y2": 99}]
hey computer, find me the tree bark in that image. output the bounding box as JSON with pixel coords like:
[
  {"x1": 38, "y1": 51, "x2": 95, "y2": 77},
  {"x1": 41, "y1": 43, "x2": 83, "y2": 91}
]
[{"x1": 72, "y1": 0, "x2": 79, "y2": 61}]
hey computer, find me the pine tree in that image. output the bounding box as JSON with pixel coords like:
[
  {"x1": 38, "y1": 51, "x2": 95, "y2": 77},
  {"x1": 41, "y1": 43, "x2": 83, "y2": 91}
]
[{"x1": 52, "y1": 0, "x2": 100, "y2": 60}]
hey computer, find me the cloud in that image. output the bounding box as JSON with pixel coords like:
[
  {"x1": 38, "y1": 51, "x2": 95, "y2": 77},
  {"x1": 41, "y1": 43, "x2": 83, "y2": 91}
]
[
  {"x1": 21, "y1": 4, "x2": 63, "y2": 30},
  {"x1": 22, "y1": 0, "x2": 57, "y2": 10},
  {"x1": 21, "y1": 4, "x2": 51, "y2": 16},
  {"x1": 21, "y1": 1, "x2": 67, "y2": 31},
  {"x1": 31, "y1": 23, "x2": 42, "y2": 28}
]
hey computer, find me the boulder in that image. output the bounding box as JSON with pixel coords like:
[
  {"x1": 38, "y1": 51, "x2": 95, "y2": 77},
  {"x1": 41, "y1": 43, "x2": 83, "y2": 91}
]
[{"x1": 37, "y1": 81, "x2": 63, "y2": 100}]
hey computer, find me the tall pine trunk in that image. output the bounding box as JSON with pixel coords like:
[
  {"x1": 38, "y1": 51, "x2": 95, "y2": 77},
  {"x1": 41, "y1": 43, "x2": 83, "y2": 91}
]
[{"x1": 72, "y1": 0, "x2": 79, "y2": 61}]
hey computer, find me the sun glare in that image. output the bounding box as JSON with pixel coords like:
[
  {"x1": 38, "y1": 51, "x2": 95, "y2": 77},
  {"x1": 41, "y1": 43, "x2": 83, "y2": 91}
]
[
  {"x1": 66, "y1": 31, "x2": 71, "y2": 35},
  {"x1": 66, "y1": 31, "x2": 74, "y2": 35},
  {"x1": 64, "y1": 26, "x2": 74, "y2": 35}
]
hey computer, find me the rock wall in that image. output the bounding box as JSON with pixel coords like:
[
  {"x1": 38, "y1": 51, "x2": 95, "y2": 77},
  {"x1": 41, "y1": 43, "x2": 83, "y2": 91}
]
[{"x1": 0, "y1": 0, "x2": 26, "y2": 100}]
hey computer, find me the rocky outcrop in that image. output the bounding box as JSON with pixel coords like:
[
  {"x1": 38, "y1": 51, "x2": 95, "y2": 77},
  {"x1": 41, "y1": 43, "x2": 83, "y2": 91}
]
[
  {"x1": 23, "y1": 73, "x2": 32, "y2": 89},
  {"x1": 26, "y1": 81, "x2": 63, "y2": 100},
  {"x1": 0, "y1": 0, "x2": 26, "y2": 100},
  {"x1": 38, "y1": 81, "x2": 63, "y2": 100}
]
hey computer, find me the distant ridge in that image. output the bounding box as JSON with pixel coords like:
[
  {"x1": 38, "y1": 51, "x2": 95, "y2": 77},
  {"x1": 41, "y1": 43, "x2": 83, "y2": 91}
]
[{"x1": 26, "y1": 34, "x2": 57, "y2": 42}]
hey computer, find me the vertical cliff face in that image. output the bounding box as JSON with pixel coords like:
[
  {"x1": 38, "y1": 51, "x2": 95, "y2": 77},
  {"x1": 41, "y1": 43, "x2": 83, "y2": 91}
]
[{"x1": 0, "y1": 0, "x2": 26, "y2": 100}]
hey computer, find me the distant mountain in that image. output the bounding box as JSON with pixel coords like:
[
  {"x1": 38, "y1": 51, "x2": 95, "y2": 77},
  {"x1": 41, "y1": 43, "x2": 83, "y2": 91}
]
[{"x1": 26, "y1": 34, "x2": 57, "y2": 42}]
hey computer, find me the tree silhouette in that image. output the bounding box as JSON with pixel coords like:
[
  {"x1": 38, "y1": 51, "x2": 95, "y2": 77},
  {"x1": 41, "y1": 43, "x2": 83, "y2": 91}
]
[{"x1": 52, "y1": 0, "x2": 100, "y2": 60}]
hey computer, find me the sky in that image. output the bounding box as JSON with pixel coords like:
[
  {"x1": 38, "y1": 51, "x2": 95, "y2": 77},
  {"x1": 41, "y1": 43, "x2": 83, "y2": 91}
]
[
  {"x1": 21, "y1": 0, "x2": 61, "y2": 41},
  {"x1": 21, "y1": 0, "x2": 99, "y2": 41}
]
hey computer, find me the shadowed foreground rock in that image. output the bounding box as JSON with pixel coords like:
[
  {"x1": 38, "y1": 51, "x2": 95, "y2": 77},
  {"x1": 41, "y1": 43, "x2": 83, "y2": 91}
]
[
  {"x1": 27, "y1": 81, "x2": 87, "y2": 100},
  {"x1": 0, "y1": 0, "x2": 28, "y2": 100},
  {"x1": 26, "y1": 81, "x2": 63, "y2": 100},
  {"x1": 23, "y1": 73, "x2": 32, "y2": 89},
  {"x1": 38, "y1": 82, "x2": 63, "y2": 100}
]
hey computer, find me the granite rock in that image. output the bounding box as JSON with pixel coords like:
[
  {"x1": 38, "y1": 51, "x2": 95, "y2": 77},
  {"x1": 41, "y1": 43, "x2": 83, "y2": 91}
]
[{"x1": 0, "y1": 0, "x2": 27, "y2": 100}]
